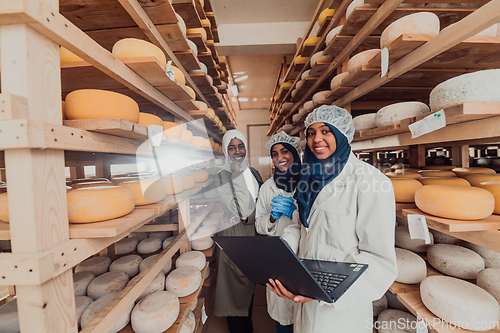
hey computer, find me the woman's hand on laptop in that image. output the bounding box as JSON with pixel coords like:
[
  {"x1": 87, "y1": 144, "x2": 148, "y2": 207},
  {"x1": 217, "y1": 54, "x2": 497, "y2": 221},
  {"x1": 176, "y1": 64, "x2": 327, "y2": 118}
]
[{"x1": 266, "y1": 279, "x2": 314, "y2": 303}]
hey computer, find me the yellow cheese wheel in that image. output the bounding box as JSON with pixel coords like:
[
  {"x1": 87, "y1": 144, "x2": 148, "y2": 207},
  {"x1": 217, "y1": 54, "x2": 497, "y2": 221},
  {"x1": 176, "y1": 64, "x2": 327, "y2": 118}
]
[
  {"x1": 67, "y1": 186, "x2": 135, "y2": 223},
  {"x1": 65, "y1": 89, "x2": 140, "y2": 123},
  {"x1": 187, "y1": 28, "x2": 207, "y2": 42},
  {"x1": 304, "y1": 36, "x2": 321, "y2": 45},
  {"x1": 185, "y1": 86, "x2": 196, "y2": 100},
  {"x1": 461, "y1": 173, "x2": 500, "y2": 187},
  {"x1": 453, "y1": 167, "x2": 497, "y2": 177},
  {"x1": 477, "y1": 182, "x2": 500, "y2": 214},
  {"x1": 419, "y1": 177, "x2": 471, "y2": 187},
  {"x1": 206, "y1": 39, "x2": 215, "y2": 47},
  {"x1": 393, "y1": 168, "x2": 421, "y2": 174},
  {"x1": 60, "y1": 46, "x2": 84, "y2": 62},
  {"x1": 112, "y1": 38, "x2": 167, "y2": 68},
  {"x1": 194, "y1": 101, "x2": 208, "y2": 112},
  {"x1": 192, "y1": 136, "x2": 205, "y2": 147},
  {"x1": 204, "y1": 139, "x2": 211, "y2": 149},
  {"x1": 294, "y1": 56, "x2": 309, "y2": 64},
  {"x1": 182, "y1": 175, "x2": 195, "y2": 190},
  {"x1": 138, "y1": 113, "x2": 163, "y2": 127},
  {"x1": 210, "y1": 141, "x2": 216, "y2": 149},
  {"x1": 201, "y1": 19, "x2": 211, "y2": 29},
  {"x1": 163, "y1": 121, "x2": 182, "y2": 139},
  {"x1": 62, "y1": 100, "x2": 66, "y2": 120},
  {"x1": 391, "y1": 178, "x2": 422, "y2": 203},
  {"x1": 207, "y1": 108, "x2": 215, "y2": 119},
  {"x1": 168, "y1": 66, "x2": 186, "y2": 85},
  {"x1": 418, "y1": 170, "x2": 457, "y2": 178},
  {"x1": 191, "y1": 170, "x2": 209, "y2": 183},
  {"x1": 110, "y1": 177, "x2": 143, "y2": 185},
  {"x1": 318, "y1": 9, "x2": 336, "y2": 26},
  {"x1": 386, "y1": 172, "x2": 422, "y2": 180},
  {"x1": 162, "y1": 177, "x2": 184, "y2": 195},
  {"x1": 415, "y1": 185, "x2": 495, "y2": 220},
  {"x1": 0, "y1": 192, "x2": 8, "y2": 222},
  {"x1": 423, "y1": 165, "x2": 457, "y2": 171},
  {"x1": 119, "y1": 179, "x2": 166, "y2": 206},
  {"x1": 181, "y1": 130, "x2": 193, "y2": 142}
]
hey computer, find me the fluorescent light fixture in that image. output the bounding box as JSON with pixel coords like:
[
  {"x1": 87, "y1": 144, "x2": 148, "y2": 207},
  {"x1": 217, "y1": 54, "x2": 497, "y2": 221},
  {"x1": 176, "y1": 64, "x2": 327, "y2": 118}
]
[
  {"x1": 234, "y1": 75, "x2": 248, "y2": 83},
  {"x1": 238, "y1": 97, "x2": 249, "y2": 102},
  {"x1": 230, "y1": 84, "x2": 239, "y2": 97}
]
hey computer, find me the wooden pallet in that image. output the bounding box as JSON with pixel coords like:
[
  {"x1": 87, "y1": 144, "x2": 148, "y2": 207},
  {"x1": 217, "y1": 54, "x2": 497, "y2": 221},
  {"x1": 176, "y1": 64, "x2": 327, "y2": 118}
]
[
  {"x1": 402, "y1": 209, "x2": 500, "y2": 232},
  {"x1": 63, "y1": 119, "x2": 148, "y2": 140},
  {"x1": 172, "y1": 0, "x2": 203, "y2": 29}
]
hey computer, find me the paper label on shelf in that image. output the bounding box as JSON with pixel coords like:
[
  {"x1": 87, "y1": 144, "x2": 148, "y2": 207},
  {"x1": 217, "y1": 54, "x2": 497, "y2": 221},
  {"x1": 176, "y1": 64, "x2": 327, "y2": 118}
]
[
  {"x1": 407, "y1": 215, "x2": 431, "y2": 244},
  {"x1": 381, "y1": 47, "x2": 389, "y2": 77},
  {"x1": 416, "y1": 312, "x2": 429, "y2": 333},
  {"x1": 408, "y1": 109, "x2": 446, "y2": 138},
  {"x1": 147, "y1": 125, "x2": 164, "y2": 149},
  {"x1": 202, "y1": 302, "x2": 208, "y2": 324},
  {"x1": 165, "y1": 60, "x2": 175, "y2": 81}
]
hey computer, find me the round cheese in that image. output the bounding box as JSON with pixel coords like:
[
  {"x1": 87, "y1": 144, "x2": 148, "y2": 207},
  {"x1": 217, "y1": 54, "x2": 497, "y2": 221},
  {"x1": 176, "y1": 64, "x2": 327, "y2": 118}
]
[
  {"x1": 162, "y1": 176, "x2": 184, "y2": 195},
  {"x1": 395, "y1": 247, "x2": 426, "y2": 284},
  {"x1": 115, "y1": 237, "x2": 139, "y2": 255},
  {"x1": 138, "y1": 273, "x2": 165, "y2": 302},
  {"x1": 176, "y1": 251, "x2": 206, "y2": 271},
  {"x1": 204, "y1": 267, "x2": 210, "y2": 280},
  {"x1": 422, "y1": 165, "x2": 457, "y2": 171},
  {"x1": 372, "y1": 295, "x2": 387, "y2": 317},
  {"x1": 169, "y1": 66, "x2": 186, "y2": 85},
  {"x1": 176, "y1": 13, "x2": 186, "y2": 36},
  {"x1": 187, "y1": 28, "x2": 207, "y2": 42},
  {"x1": 390, "y1": 178, "x2": 422, "y2": 203},
  {"x1": 109, "y1": 255, "x2": 143, "y2": 278},
  {"x1": 415, "y1": 185, "x2": 495, "y2": 220},
  {"x1": 182, "y1": 175, "x2": 196, "y2": 190},
  {"x1": 187, "y1": 39, "x2": 198, "y2": 57},
  {"x1": 185, "y1": 86, "x2": 196, "y2": 101},
  {"x1": 296, "y1": 80, "x2": 304, "y2": 90},
  {"x1": 380, "y1": 12, "x2": 440, "y2": 49},
  {"x1": 87, "y1": 271, "x2": 129, "y2": 300},
  {"x1": 162, "y1": 121, "x2": 182, "y2": 139},
  {"x1": 477, "y1": 181, "x2": 500, "y2": 214},
  {"x1": 304, "y1": 100, "x2": 314, "y2": 111},
  {"x1": 427, "y1": 244, "x2": 484, "y2": 279},
  {"x1": 477, "y1": 268, "x2": 500, "y2": 304},
  {"x1": 475, "y1": 23, "x2": 497, "y2": 37},
  {"x1": 74, "y1": 271, "x2": 96, "y2": 296},
  {"x1": 419, "y1": 177, "x2": 471, "y2": 187},
  {"x1": 395, "y1": 225, "x2": 434, "y2": 252},
  {"x1": 163, "y1": 236, "x2": 177, "y2": 250},
  {"x1": 180, "y1": 310, "x2": 196, "y2": 333},
  {"x1": 149, "y1": 231, "x2": 173, "y2": 241},
  {"x1": 386, "y1": 172, "x2": 422, "y2": 180},
  {"x1": 430, "y1": 229, "x2": 465, "y2": 246},
  {"x1": 0, "y1": 192, "x2": 9, "y2": 222},
  {"x1": 75, "y1": 296, "x2": 93, "y2": 328},
  {"x1": 112, "y1": 38, "x2": 167, "y2": 69},
  {"x1": 81, "y1": 292, "x2": 133, "y2": 333},
  {"x1": 462, "y1": 173, "x2": 500, "y2": 187},
  {"x1": 119, "y1": 179, "x2": 166, "y2": 206},
  {"x1": 192, "y1": 170, "x2": 209, "y2": 183},
  {"x1": 190, "y1": 298, "x2": 198, "y2": 312},
  {"x1": 430, "y1": 69, "x2": 500, "y2": 111},
  {"x1": 418, "y1": 170, "x2": 456, "y2": 178},
  {"x1": 420, "y1": 276, "x2": 500, "y2": 331},
  {"x1": 130, "y1": 232, "x2": 149, "y2": 241},
  {"x1": 326, "y1": 25, "x2": 343, "y2": 45},
  {"x1": 375, "y1": 102, "x2": 429, "y2": 127},
  {"x1": 452, "y1": 167, "x2": 496, "y2": 177},
  {"x1": 330, "y1": 72, "x2": 349, "y2": 90},
  {"x1": 181, "y1": 130, "x2": 193, "y2": 142},
  {"x1": 75, "y1": 256, "x2": 111, "y2": 276},
  {"x1": 377, "y1": 309, "x2": 417, "y2": 333},
  {"x1": 138, "y1": 113, "x2": 163, "y2": 127},
  {"x1": 131, "y1": 291, "x2": 180, "y2": 333},
  {"x1": 65, "y1": 89, "x2": 140, "y2": 123},
  {"x1": 465, "y1": 242, "x2": 500, "y2": 268},
  {"x1": 347, "y1": 49, "x2": 380, "y2": 73},
  {"x1": 301, "y1": 70, "x2": 312, "y2": 81},
  {"x1": 294, "y1": 56, "x2": 309, "y2": 64},
  {"x1": 310, "y1": 51, "x2": 334, "y2": 67},
  {"x1": 318, "y1": 9, "x2": 335, "y2": 26},
  {"x1": 0, "y1": 300, "x2": 19, "y2": 333},
  {"x1": 139, "y1": 255, "x2": 172, "y2": 274},
  {"x1": 166, "y1": 266, "x2": 202, "y2": 297},
  {"x1": 303, "y1": 36, "x2": 320, "y2": 46},
  {"x1": 346, "y1": 0, "x2": 369, "y2": 19},
  {"x1": 137, "y1": 238, "x2": 163, "y2": 254},
  {"x1": 60, "y1": 46, "x2": 84, "y2": 62},
  {"x1": 312, "y1": 91, "x2": 331, "y2": 104},
  {"x1": 353, "y1": 113, "x2": 377, "y2": 131},
  {"x1": 192, "y1": 136, "x2": 205, "y2": 147},
  {"x1": 191, "y1": 236, "x2": 214, "y2": 251}
]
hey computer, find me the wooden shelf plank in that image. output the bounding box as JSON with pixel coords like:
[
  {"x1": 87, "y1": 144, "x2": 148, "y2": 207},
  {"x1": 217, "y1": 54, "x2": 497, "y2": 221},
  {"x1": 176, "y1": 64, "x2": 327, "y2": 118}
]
[
  {"x1": 317, "y1": 16, "x2": 334, "y2": 37},
  {"x1": 212, "y1": 28, "x2": 220, "y2": 43},
  {"x1": 176, "y1": 100, "x2": 198, "y2": 112},
  {"x1": 326, "y1": 86, "x2": 353, "y2": 100},
  {"x1": 310, "y1": 61, "x2": 332, "y2": 76},
  {"x1": 63, "y1": 118, "x2": 148, "y2": 140},
  {"x1": 189, "y1": 72, "x2": 216, "y2": 95},
  {"x1": 396, "y1": 203, "x2": 417, "y2": 210},
  {"x1": 156, "y1": 24, "x2": 192, "y2": 52},
  {"x1": 193, "y1": 297, "x2": 205, "y2": 333},
  {"x1": 174, "y1": 50, "x2": 202, "y2": 71},
  {"x1": 172, "y1": 0, "x2": 203, "y2": 29},
  {"x1": 118, "y1": 304, "x2": 189, "y2": 333},
  {"x1": 324, "y1": 35, "x2": 380, "y2": 56},
  {"x1": 294, "y1": 61, "x2": 308, "y2": 73},
  {"x1": 353, "y1": 124, "x2": 408, "y2": 141},
  {"x1": 188, "y1": 34, "x2": 208, "y2": 54},
  {"x1": 200, "y1": 245, "x2": 215, "y2": 258},
  {"x1": 301, "y1": 43, "x2": 318, "y2": 58}
]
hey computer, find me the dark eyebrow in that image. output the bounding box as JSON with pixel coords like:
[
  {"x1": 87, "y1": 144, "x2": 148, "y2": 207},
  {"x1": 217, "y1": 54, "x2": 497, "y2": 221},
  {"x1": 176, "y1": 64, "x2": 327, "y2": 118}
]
[{"x1": 320, "y1": 125, "x2": 330, "y2": 130}]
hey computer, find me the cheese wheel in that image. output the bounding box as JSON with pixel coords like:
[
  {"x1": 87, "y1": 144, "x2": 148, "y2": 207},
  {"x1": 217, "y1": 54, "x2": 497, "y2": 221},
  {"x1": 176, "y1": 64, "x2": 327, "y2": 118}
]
[
  {"x1": 131, "y1": 291, "x2": 180, "y2": 333},
  {"x1": 149, "y1": 231, "x2": 173, "y2": 241},
  {"x1": 182, "y1": 174, "x2": 196, "y2": 190},
  {"x1": 138, "y1": 273, "x2": 166, "y2": 301},
  {"x1": 163, "y1": 121, "x2": 182, "y2": 138},
  {"x1": 318, "y1": 9, "x2": 335, "y2": 26},
  {"x1": 138, "y1": 113, "x2": 163, "y2": 127},
  {"x1": 60, "y1": 46, "x2": 84, "y2": 62},
  {"x1": 115, "y1": 237, "x2": 139, "y2": 255},
  {"x1": 192, "y1": 136, "x2": 205, "y2": 147},
  {"x1": 81, "y1": 292, "x2": 133, "y2": 333},
  {"x1": 375, "y1": 102, "x2": 429, "y2": 127},
  {"x1": 130, "y1": 232, "x2": 149, "y2": 241},
  {"x1": 301, "y1": 70, "x2": 312, "y2": 81},
  {"x1": 163, "y1": 236, "x2": 177, "y2": 250},
  {"x1": 304, "y1": 100, "x2": 314, "y2": 111},
  {"x1": 417, "y1": 170, "x2": 456, "y2": 178},
  {"x1": 330, "y1": 72, "x2": 349, "y2": 90},
  {"x1": 187, "y1": 28, "x2": 207, "y2": 42},
  {"x1": 191, "y1": 170, "x2": 209, "y2": 183},
  {"x1": 120, "y1": 179, "x2": 166, "y2": 206},
  {"x1": 169, "y1": 66, "x2": 186, "y2": 85},
  {"x1": 184, "y1": 86, "x2": 196, "y2": 101},
  {"x1": 477, "y1": 268, "x2": 500, "y2": 304},
  {"x1": 386, "y1": 172, "x2": 422, "y2": 180},
  {"x1": 176, "y1": 251, "x2": 206, "y2": 271},
  {"x1": 461, "y1": 173, "x2": 500, "y2": 187},
  {"x1": 395, "y1": 225, "x2": 434, "y2": 252},
  {"x1": 427, "y1": 244, "x2": 485, "y2": 279},
  {"x1": 87, "y1": 271, "x2": 129, "y2": 300},
  {"x1": 310, "y1": 51, "x2": 334, "y2": 67},
  {"x1": 422, "y1": 165, "x2": 457, "y2": 171},
  {"x1": 372, "y1": 295, "x2": 387, "y2": 317},
  {"x1": 75, "y1": 296, "x2": 93, "y2": 328},
  {"x1": 137, "y1": 238, "x2": 163, "y2": 254},
  {"x1": 430, "y1": 229, "x2": 465, "y2": 246},
  {"x1": 181, "y1": 130, "x2": 193, "y2": 142},
  {"x1": 377, "y1": 309, "x2": 417, "y2": 333},
  {"x1": 294, "y1": 56, "x2": 309, "y2": 64},
  {"x1": 65, "y1": 89, "x2": 140, "y2": 123},
  {"x1": 478, "y1": 182, "x2": 500, "y2": 214},
  {"x1": 112, "y1": 38, "x2": 167, "y2": 68},
  {"x1": 419, "y1": 177, "x2": 471, "y2": 187},
  {"x1": 452, "y1": 167, "x2": 496, "y2": 177},
  {"x1": 420, "y1": 276, "x2": 500, "y2": 331},
  {"x1": 161, "y1": 176, "x2": 184, "y2": 195},
  {"x1": 139, "y1": 255, "x2": 172, "y2": 274},
  {"x1": 380, "y1": 12, "x2": 440, "y2": 49},
  {"x1": 353, "y1": 113, "x2": 377, "y2": 131},
  {"x1": 326, "y1": 25, "x2": 343, "y2": 45},
  {"x1": 395, "y1": 247, "x2": 426, "y2": 284},
  {"x1": 75, "y1": 256, "x2": 112, "y2": 276},
  {"x1": 207, "y1": 108, "x2": 216, "y2": 119},
  {"x1": 0, "y1": 192, "x2": 9, "y2": 222},
  {"x1": 390, "y1": 178, "x2": 422, "y2": 203},
  {"x1": 303, "y1": 36, "x2": 320, "y2": 46},
  {"x1": 203, "y1": 267, "x2": 210, "y2": 280},
  {"x1": 415, "y1": 185, "x2": 495, "y2": 220},
  {"x1": 180, "y1": 310, "x2": 196, "y2": 333},
  {"x1": 430, "y1": 69, "x2": 500, "y2": 111},
  {"x1": 280, "y1": 82, "x2": 293, "y2": 90},
  {"x1": 74, "y1": 271, "x2": 96, "y2": 297},
  {"x1": 187, "y1": 39, "x2": 198, "y2": 57},
  {"x1": 312, "y1": 91, "x2": 331, "y2": 104},
  {"x1": 476, "y1": 23, "x2": 497, "y2": 36},
  {"x1": 191, "y1": 236, "x2": 214, "y2": 251},
  {"x1": 201, "y1": 19, "x2": 211, "y2": 29},
  {"x1": 295, "y1": 80, "x2": 305, "y2": 90},
  {"x1": 465, "y1": 242, "x2": 500, "y2": 268},
  {"x1": 176, "y1": 13, "x2": 187, "y2": 36},
  {"x1": 166, "y1": 266, "x2": 202, "y2": 297},
  {"x1": 109, "y1": 254, "x2": 143, "y2": 278},
  {"x1": 347, "y1": 49, "x2": 380, "y2": 73},
  {"x1": 0, "y1": 300, "x2": 19, "y2": 333}
]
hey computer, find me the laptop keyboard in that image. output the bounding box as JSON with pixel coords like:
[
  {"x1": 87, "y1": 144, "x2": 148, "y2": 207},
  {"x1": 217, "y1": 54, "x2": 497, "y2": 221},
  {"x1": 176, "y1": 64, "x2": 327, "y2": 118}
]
[{"x1": 309, "y1": 271, "x2": 348, "y2": 294}]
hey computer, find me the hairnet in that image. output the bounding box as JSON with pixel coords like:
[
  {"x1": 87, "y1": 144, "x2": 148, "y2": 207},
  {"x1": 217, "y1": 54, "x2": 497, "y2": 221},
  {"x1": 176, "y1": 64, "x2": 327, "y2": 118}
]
[
  {"x1": 304, "y1": 105, "x2": 355, "y2": 143},
  {"x1": 264, "y1": 131, "x2": 302, "y2": 155}
]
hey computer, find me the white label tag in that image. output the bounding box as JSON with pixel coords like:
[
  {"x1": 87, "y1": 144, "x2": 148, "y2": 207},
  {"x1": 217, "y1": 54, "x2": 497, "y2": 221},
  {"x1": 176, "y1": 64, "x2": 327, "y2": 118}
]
[
  {"x1": 165, "y1": 60, "x2": 175, "y2": 81},
  {"x1": 147, "y1": 125, "x2": 164, "y2": 149},
  {"x1": 407, "y1": 215, "x2": 431, "y2": 244},
  {"x1": 201, "y1": 303, "x2": 208, "y2": 324},
  {"x1": 416, "y1": 312, "x2": 429, "y2": 333},
  {"x1": 381, "y1": 47, "x2": 389, "y2": 77},
  {"x1": 408, "y1": 109, "x2": 446, "y2": 138}
]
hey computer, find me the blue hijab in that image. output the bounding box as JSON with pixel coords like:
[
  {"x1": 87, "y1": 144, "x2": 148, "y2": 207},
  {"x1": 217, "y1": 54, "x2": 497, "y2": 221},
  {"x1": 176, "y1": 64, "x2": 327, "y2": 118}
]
[{"x1": 296, "y1": 123, "x2": 351, "y2": 227}]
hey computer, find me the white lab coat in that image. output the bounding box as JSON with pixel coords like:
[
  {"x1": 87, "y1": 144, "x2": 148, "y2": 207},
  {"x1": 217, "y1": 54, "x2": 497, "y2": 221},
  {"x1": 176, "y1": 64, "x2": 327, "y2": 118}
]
[
  {"x1": 255, "y1": 178, "x2": 298, "y2": 326},
  {"x1": 282, "y1": 152, "x2": 398, "y2": 333}
]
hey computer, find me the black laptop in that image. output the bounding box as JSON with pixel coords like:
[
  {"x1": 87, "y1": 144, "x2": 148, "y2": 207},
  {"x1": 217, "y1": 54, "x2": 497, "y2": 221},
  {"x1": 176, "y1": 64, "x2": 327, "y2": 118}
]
[{"x1": 212, "y1": 236, "x2": 368, "y2": 303}]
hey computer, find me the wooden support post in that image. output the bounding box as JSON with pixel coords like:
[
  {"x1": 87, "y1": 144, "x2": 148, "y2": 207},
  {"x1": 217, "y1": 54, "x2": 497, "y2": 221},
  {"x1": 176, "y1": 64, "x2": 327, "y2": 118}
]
[
  {"x1": 409, "y1": 145, "x2": 425, "y2": 168},
  {"x1": 370, "y1": 151, "x2": 377, "y2": 166},
  {"x1": 0, "y1": 169, "x2": 5, "y2": 182},
  {"x1": 70, "y1": 166, "x2": 85, "y2": 179},
  {"x1": 451, "y1": 145, "x2": 470, "y2": 168},
  {"x1": 95, "y1": 153, "x2": 111, "y2": 179},
  {"x1": 178, "y1": 199, "x2": 191, "y2": 253}
]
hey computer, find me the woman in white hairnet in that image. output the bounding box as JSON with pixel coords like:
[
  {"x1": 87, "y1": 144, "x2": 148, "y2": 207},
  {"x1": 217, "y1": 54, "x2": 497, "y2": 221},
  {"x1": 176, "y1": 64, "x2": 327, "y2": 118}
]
[
  {"x1": 267, "y1": 105, "x2": 397, "y2": 333},
  {"x1": 213, "y1": 129, "x2": 264, "y2": 333},
  {"x1": 255, "y1": 131, "x2": 302, "y2": 333}
]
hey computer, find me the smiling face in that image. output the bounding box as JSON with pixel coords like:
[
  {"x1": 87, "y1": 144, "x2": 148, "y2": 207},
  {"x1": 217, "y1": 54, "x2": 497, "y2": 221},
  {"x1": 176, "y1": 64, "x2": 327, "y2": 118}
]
[
  {"x1": 306, "y1": 122, "x2": 337, "y2": 159},
  {"x1": 227, "y1": 138, "x2": 246, "y2": 163},
  {"x1": 271, "y1": 144, "x2": 294, "y2": 172}
]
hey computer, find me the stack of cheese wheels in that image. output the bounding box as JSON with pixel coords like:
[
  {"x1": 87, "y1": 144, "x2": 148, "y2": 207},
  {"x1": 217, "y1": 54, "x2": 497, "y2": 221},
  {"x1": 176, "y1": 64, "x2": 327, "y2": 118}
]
[
  {"x1": 427, "y1": 244, "x2": 485, "y2": 279},
  {"x1": 60, "y1": 46, "x2": 84, "y2": 62},
  {"x1": 430, "y1": 69, "x2": 500, "y2": 111},
  {"x1": 478, "y1": 182, "x2": 500, "y2": 214},
  {"x1": 385, "y1": 172, "x2": 422, "y2": 180},
  {"x1": 138, "y1": 272, "x2": 166, "y2": 301},
  {"x1": 109, "y1": 254, "x2": 143, "y2": 278},
  {"x1": 461, "y1": 173, "x2": 500, "y2": 187},
  {"x1": 375, "y1": 102, "x2": 430, "y2": 127},
  {"x1": 181, "y1": 129, "x2": 193, "y2": 142},
  {"x1": 75, "y1": 296, "x2": 93, "y2": 328},
  {"x1": 162, "y1": 176, "x2": 184, "y2": 195},
  {"x1": 423, "y1": 165, "x2": 457, "y2": 171},
  {"x1": 115, "y1": 237, "x2": 140, "y2": 255},
  {"x1": 303, "y1": 100, "x2": 314, "y2": 111},
  {"x1": 119, "y1": 179, "x2": 165, "y2": 206},
  {"x1": 326, "y1": 25, "x2": 343, "y2": 45},
  {"x1": 310, "y1": 51, "x2": 334, "y2": 67},
  {"x1": 67, "y1": 186, "x2": 136, "y2": 223},
  {"x1": 377, "y1": 309, "x2": 417, "y2": 332},
  {"x1": 139, "y1": 254, "x2": 173, "y2": 274},
  {"x1": 419, "y1": 177, "x2": 471, "y2": 187},
  {"x1": 390, "y1": 178, "x2": 422, "y2": 203},
  {"x1": 353, "y1": 113, "x2": 377, "y2": 131},
  {"x1": 87, "y1": 271, "x2": 129, "y2": 300},
  {"x1": 420, "y1": 276, "x2": 500, "y2": 331},
  {"x1": 431, "y1": 229, "x2": 464, "y2": 245},
  {"x1": 191, "y1": 169, "x2": 209, "y2": 183},
  {"x1": 330, "y1": 72, "x2": 349, "y2": 90},
  {"x1": 65, "y1": 89, "x2": 140, "y2": 123},
  {"x1": 347, "y1": 49, "x2": 380, "y2": 73},
  {"x1": 418, "y1": 170, "x2": 456, "y2": 178},
  {"x1": 74, "y1": 271, "x2": 96, "y2": 296},
  {"x1": 137, "y1": 237, "x2": 163, "y2": 254},
  {"x1": 81, "y1": 292, "x2": 134, "y2": 332},
  {"x1": 0, "y1": 300, "x2": 20, "y2": 333},
  {"x1": 131, "y1": 291, "x2": 180, "y2": 333},
  {"x1": 75, "y1": 256, "x2": 112, "y2": 275},
  {"x1": 138, "y1": 113, "x2": 163, "y2": 127},
  {"x1": 318, "y1": 8, "x2": 335, "y2": 26},
  {"x1": 395, "y1": 248, "x2": 426, "y2": 284},
  {"x1": 166, "y1": 266, "x2": 202, "y2": 297},
  {"x1": 181, "y1": 174, "x2": 196, "y2": 190},
  {"x1": 112, "y1": 38, "x2": 167, "y2": 68},
  {"x1": 395, "y1": 225, "x2": 434, "y2": 252},
  {"x1": 380, "y1": 12, "x2": 440, "y2": 49},
  {"x1": 187, "y1": 28, "x2": 207, "y2": 42},
  {"x1": 415, "y1": 185, "x2": 495, "y2": 220},
  {"x1": 176, "y1": 251, "x2": 206, "y2": 271},
  {"x1": 452, "y1": 166, "x2": 496, "y2": 177},
  {"x1": 180, "y1": 310, "x2": 196, "y2": 333}
]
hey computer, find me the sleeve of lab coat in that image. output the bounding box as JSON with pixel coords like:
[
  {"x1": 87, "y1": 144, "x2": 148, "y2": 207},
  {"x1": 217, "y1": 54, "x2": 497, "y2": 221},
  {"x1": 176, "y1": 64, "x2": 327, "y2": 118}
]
[
  {"x1": 255, "y1": 181, "x2": 277, "y2": 235},
  {"x1": 281, "y1": 209, "x2": 301, "y2": 254},
  {"x1": 215, "y1": 170, "x2": 255, "y2": 218}
]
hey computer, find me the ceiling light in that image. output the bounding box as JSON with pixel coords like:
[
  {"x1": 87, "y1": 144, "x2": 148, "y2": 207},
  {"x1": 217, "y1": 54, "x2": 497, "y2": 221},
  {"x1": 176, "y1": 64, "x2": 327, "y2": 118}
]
[{"x1": 230, "y1": 84, "x2": 239, "y2": 97}]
